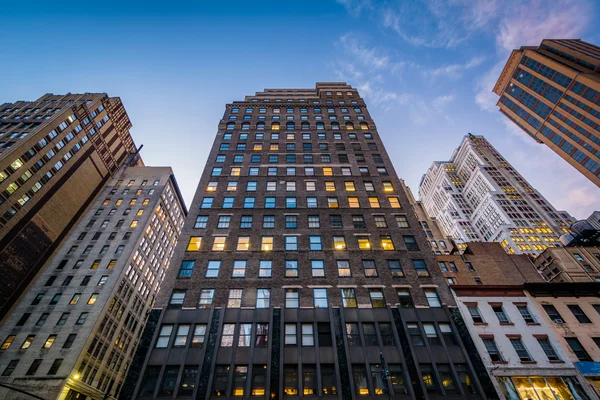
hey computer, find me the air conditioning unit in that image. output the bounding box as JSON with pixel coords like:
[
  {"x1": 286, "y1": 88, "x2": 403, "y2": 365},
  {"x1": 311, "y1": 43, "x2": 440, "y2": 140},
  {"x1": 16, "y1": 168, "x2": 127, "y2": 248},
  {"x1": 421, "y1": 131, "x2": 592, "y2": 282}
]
[{"x1": 554, "y1": 319, "x2": 564, "y2": 323}]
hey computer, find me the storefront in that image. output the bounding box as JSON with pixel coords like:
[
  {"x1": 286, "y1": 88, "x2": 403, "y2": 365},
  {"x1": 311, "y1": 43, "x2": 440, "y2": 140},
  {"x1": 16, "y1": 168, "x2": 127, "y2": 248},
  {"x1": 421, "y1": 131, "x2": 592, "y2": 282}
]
[
  {"x1": 575, "y1": 362, "x2": 600, "y2": 397},
  {"x1": 496, "y1": 376, "x2": 590, "y2": 400}
]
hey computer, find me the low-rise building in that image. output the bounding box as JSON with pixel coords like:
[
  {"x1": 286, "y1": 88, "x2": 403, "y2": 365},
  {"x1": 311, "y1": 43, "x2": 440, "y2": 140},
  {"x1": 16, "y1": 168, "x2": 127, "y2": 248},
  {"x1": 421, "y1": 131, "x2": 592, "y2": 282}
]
[
  {"x1": 436, "y1": 242, "x2": 543, "y2": 286},
  {"x1": 526, "y1": 282, "x2": 600, "y2": 397},
  {"x1": 453, "y1": 284, "x2": 594, "y2": 399}
]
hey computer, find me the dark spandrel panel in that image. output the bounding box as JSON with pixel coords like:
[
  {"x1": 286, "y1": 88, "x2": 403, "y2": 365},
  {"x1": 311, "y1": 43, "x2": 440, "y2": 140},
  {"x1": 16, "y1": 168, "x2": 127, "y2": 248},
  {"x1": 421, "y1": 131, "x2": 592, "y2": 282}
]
[
  {"x1": 450, "y1": 307, "x2": 499, "y2": 400},
  {"x1": 332, "y1": 308, "x2": 352, "y2": 399},
  {"x1": 270, "y1": 308, "x2": 281, "y2": 400},
  {"x1": 197, "y1": 309, "x2": 222, "y2": 400},
  {"x1": 391, "y1": 307, "x2": 422, "y2": 399},
  {"x1": 120, "y1": 309, "x2": 161, "y2": 399}
]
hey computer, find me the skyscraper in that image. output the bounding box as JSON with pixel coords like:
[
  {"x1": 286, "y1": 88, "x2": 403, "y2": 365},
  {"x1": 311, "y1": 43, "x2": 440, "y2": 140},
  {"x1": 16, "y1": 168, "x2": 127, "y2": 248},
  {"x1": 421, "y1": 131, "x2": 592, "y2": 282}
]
[
  {"x1": 0, "y1": 162, "x2": 186, "y2": 400},
  {"x1": 0, "y1": 93, "x2": 137, "y2": 318},
  {"x1": 126, "y1": 83, "x2": 492, "y2": 399},
  {"x1": 493, "y1": 39, "x2": 600, "y2": 187},
  {"x1": 419, "y1": 134, "x2": 573, "y2": 257}
]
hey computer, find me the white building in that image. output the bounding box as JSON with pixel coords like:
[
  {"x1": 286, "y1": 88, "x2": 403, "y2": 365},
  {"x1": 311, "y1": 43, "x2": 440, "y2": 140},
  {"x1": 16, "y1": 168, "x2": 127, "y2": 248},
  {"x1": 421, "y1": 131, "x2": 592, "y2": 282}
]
[
  {"x1": 452, "y1": 284, "x2": 595, "y2": 399},
  {"x1": 419, "y1": 134, "x2": 573, "y2": 257}
]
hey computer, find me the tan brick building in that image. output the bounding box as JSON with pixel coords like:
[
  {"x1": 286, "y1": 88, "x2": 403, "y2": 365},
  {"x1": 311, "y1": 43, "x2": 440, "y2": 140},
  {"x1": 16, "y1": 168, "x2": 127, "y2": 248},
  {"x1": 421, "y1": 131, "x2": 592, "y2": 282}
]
[
  {"x1": 534, "y1": 246, "x2": 600, "y2": 282},
  {"x1": 493, "y1": 39, "x2": 600, "y2": 187}
]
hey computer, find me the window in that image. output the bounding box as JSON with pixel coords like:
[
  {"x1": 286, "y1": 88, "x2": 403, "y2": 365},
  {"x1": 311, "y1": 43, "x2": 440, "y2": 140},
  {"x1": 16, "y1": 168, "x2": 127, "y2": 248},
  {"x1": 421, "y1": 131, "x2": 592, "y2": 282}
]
[
  {"x1": 285, "y1": 289, "x2": 299, "y2": 308},
  {"x1": 192, "y1": 325, "x2": 207, "y2": 347},
  {"x1": 87, "y1": 293, "x2": 98, "y2": 305},
  {"x1": 373, "y1": 215, "x2": 387, "y2": 228},
  {"x1": 261, "y1": 236, "x2": 273, "y2": 250},
  {"x1": 566, "y1": 337, "x2": 592, "y2": 361},
  {"x1": 76, "y1": 312, "x2": 88, "y2": 325},
  {"x1": 285, "y1": 324, "x2": 297, "y2": 345},
  {"x1": 327, "y1": 197, "x2": 339, "y2": 208},
  {"x1": 243, "y1": 197, "x2": 255, "y2": 208},
  {"x1": 212, "y1": 237, "x2": 226, "y2": 251},
  {"x1": 543, "y1": 304, "x2": 564, "y2": 323},
  {"x1": 236, "y1": 237, "x2": 250, "y2": 251},
  {"x1": 1, "y1": 336, "x2": 15, "y2": 350},
  {"x1": 301, "y1": 324, "x2": 314, "y2": 346},
  {"x1": 537, "y1": 337, "x2": 561, "y2": 361},
  {"x1": 47, "y1": 359, "x2": 63, "y2": 375},
  {"x1": 517, "y1": 305, "x2": 536, "y2": 323},
  {"x1": 483, "y1": 338, "x2": 503, "y2": 361},
  {"x1": 341, "y1": 288, "x2": 357, "y2": 307},
  {"x1": 412, "y1": 259, "x2": 429, "y2": 276},
  {"x1": 308, "y1": 215, "x2": 320, "y2": 228},
  {"x1": 380, "y1": 235, "x2": 395, "y2": 250},
  {"x1": 206, "y1": 260, "x2": 221, "y2": 278},
  {"x1": 187, "y1": 237, "x2": 202, "y2": 251},
  {"x1": 156, "y1": 325, "x2": 173, "y2": 348},
  {"x1": 217, "y1": 215, "x2": 231, "y2": 228},
  {"x1": 257, "y1": 289, "x2": 270, "y2": 308},
  {"x1": 232, "y1": 260, "x2": 247, "y2": 277},
  {"x1": 510, "y1": 338, "x2": 533, "y2": 362},
  {"x1": 369, "y1": 289, "x2": 385, "y2": 308},
  {"x1": 468, "y1": 305, "x2": 485, "y2": 323},
  {"x1": 568, "y1": 305, "x2": 591, "y2": 323},
  {"x1": 199, "y1": 289, "x2": 215, "y2": 308},
  {"x1": 169, "y1": 290, "x2": 185, "y2": 306},
  {"x1": 174, "y1": 325, "x2": 191, "y2": 347},
  {"x1": 388, "y1": 260, "x2": 403, "y2": 277},
  {"x1": 352, "y1": 364, "x2": 369, "y2": 395},
  {"x1": 227, "y1": 289, "x2": 243, "y2": 308},
  {"x1": 330, "y1": 215, "x2": 343, "y2": 228},
  {"x1": 439, "y1": 323, "x2": 455, "y2": 346},
  {"x1": 285, "y1": 260, "x2": 299, "y2": 277},
  {"x1": 264, "y1": 197, "x2": 276, "y2": 208},
  {"x1": 493, "y1": 305, "x2": 510, "y2": 324},
  {"x1": 309, "y1": 236, "x2": 322, "y2": 250},
  {"x1": 352, "y1": 215, "x2": 366, "y2": 228},
  {"x1": 403, "y1": 236, "x2": 419, "y2": 251},
  {"x1": 346, "y1": 323, "x2": 360, "y2": 346},
  {"x1": 222, "y1": 197, "x2": 234, "y2": 208},
  {"x1": 36, "y1": 313, "x2": 49, "y2": 326},
  {"x1": 312, "y1": 288, "x2": 328, "y2": 308},
  {"x1": 424, "y1": 289, "x2": 441, "y2": 307},
  {"x1": 337, "y1": 260, "x2": 351, "y2": 277},
  {"x1": 200, "y1": 198, "x2": 213, "y2": 208},
  {"x1": 423, "y1": 323, "x2": 440, "y2": 346},
  {"x1": 286, "y1": 215, "x2": 298, "y2": 229},
  {"x1": 285, "y1": 236, "x2": 298, "y2": 251},
  {"x1": 363, "y1": 260, "x2": 378, "y2": 276},
  {"x1": 333, "y1": 236, "x2": 346, "y2": 250},
  {"x1": 311, "y1": 260, "x2": 325, "y2": 277},
  {"x1": 222, "y1": 327, "x2": 235, "y2": 348}
]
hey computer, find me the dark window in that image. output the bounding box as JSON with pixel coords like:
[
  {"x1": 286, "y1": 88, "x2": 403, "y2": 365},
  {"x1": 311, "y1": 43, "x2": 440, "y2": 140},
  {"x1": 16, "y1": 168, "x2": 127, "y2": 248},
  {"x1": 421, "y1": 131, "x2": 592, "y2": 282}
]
[
  {"x1": 543, "y1": 304, "x2": 563, "y2": 323},
  {"x1": 566, "y1": 337, "x2": 592, "y2": 361},
  {"x1": 568, "y1": 305, "x2": 591, "y2": 323},
  {"x1": 159, "y1": 366, "x2": 179, "y2": 396}
]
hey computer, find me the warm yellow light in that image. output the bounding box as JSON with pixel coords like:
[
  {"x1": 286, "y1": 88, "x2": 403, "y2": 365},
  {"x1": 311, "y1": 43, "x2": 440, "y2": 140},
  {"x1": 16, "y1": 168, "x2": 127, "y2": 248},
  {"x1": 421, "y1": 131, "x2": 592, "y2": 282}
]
[
  {"x1": 73, "y1": 374, "x2": 80, "y2": 380},
  {"x1": 359, "y1": 388, "x2": 369, "y2": 394}
]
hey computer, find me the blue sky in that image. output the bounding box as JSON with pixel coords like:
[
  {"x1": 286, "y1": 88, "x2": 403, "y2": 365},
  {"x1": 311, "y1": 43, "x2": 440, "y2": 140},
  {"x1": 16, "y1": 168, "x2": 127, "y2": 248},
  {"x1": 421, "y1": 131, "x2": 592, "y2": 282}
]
[{"x1": 1, "y1": 0, "x2": 598, "y2": 218}]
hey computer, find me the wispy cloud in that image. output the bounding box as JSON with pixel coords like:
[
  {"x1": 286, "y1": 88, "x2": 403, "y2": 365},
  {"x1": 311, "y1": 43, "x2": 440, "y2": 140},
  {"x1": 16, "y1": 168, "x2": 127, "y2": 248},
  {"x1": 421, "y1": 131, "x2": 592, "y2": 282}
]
[
  {"x1": 423, "y1": 56, "x2": 486, "y2": 79},
  {"x1": 334, "y1": 0, "x2": 372, "y2": 17},
  {"x1": 337, "y1": 33, "x2": 391, "y2": 69}
]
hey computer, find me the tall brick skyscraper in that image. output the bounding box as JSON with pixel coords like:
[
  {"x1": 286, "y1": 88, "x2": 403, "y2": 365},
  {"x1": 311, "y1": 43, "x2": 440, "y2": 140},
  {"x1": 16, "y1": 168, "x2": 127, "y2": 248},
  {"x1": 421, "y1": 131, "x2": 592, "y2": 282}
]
[
  {"x1": 493, "y1": 39, "x2": 600, "y2": 187},
  {"x1": 0, "y1": 93, "x2": 137, "y2": 318},
  {"x1": 126, "y1": 83, "x2": 491, "y2": 399}
]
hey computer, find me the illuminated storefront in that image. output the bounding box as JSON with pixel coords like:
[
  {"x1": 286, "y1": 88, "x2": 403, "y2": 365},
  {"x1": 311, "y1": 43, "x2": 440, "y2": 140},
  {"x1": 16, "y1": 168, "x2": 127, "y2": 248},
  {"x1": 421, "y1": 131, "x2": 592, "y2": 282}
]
[{"x1": 497, "y1": 376, "x2": 589, "y2": 400}]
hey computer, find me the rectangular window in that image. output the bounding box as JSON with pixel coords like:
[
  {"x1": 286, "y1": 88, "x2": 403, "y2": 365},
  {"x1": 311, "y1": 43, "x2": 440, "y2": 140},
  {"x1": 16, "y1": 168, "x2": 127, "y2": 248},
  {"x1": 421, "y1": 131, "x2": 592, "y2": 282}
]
[
  {"x1": 232, "y1": 260, "x2": 247, "y2": 277},
  {"x1": 309, "y1": 236, "x2": 322, "y2": 250},
  {"x1": 285, "y1": 215, "x2": 298, "y2": 229},
  {"x1": 566, "y1": 337, "x2": 592, "y2": 361},
  {"x1": 187, "y1": 237, "x2": 202, "y2": 251},
  {"x1": 369, "y1": 289, "x2": 385, "y2": 308},
  {"x1": 263, "y1": 216, "x2": 275, "y2": 229},
  {"x1": 380, "y1": 235, "x2": 395, "y2": 250},
  {"x1": 174, "y1": 325, "x2": 190, "y2": 347},
  {"x1": 261, "y1": 236, "x2": 273, "y2": 250},
  {"x1": 352, "y1": 364, "x2": 369, "y2": 395},
  {"x1": 313, "y1": 288, "x2": 328, "y2": 308},
  {"x1": 510, "y1": 338, "x2": 533, "y2": 362},
  {"x1": 537, "y1": 337, "x2": 561, "y2": 361},
  {"x1": 240, "y1": 215, "x2": 253, "y2": 228},
  {"x1": 403, "y1": 236, "x2": 419, "y2": 251},
  {"x1": 412, "y1": 259, "x2": 429, "y2": 276},
  {"x1": 256, "y1": 289, "x2": 270, "y2": 308},
  {"x1": 388, "y1": 260, "x2": 403, "y2": 277},
  {"x1": 199, "y1": 289, "x2": 215, "y2": 308},
  {"x1": 330, "y1": 215, "x2": 343, "y2": 228},
  {"x1": 341, "y1": 288, "x2": 357, "y2": 307},
  {"x1": 302, "y1": 324, "x2": 314, "y2": 346},
  {"x1": 483, "y1": 338, "x2": 503, "y2": 361},
  {"x1": 357, "y1": 236, "x2": 371, "y2": 250},
  {"x1": 285, "y1": 324, "x2": 297, "y2": 345},
  {"x1": 311, "y1": 260, "x2": 325, "y2": 277},
  {"x1": 337, "y1": 260, "x2": 351, "y2": 277},
  {"x1": 397, "y1": 289, "x2": 414, "y2": 307},
  {"x1": 236, "y1": 237, "x2": 250, "y2": 251},
  {"x1": 543, "y1": 304, "x2": 563, "y2": 323},
  {"x1": 568, "y1": 305, "x2": 591, "y2": 323},
  {"x1": 285, "y1": 260, "x2": 299, "y2": 277},
  {"x1": 285, "y1": 236, "x2": 298, "y2": 251},
  {"x1": 178, "y1": 261, "x2": 195, "y2": 278},
  {"x1": 333, "y1": 236, "x2": 346, "y2": 250},
  {"x1": 285, "y1": 289, "x2": 299, "y2": 308},
  {"x1": 492, "y1": 305, "x2": 510, "y2": 324},
  {"x1": 206, "y1": 260, "x2": 221, "y2": 278},
  {"x1": 156, "y1": 325, "x2": 173, "y2": 348},
  {"x1": 228, "y1": 289, "x2": 243, "y2": 308},
  {"x1": 363, "y1": 259, "x2": 378, "y2": 276},
  {"x1": 192, "y1": 325, "x2": 207, "y2": 347},
  {"x1": 212, "y1": 237, "x2": 226, "y2": 251},
  {"x1": 259, "y1": 260, "x2": 272, "y2": 277},
  {"x1": 424, "y1": 289, "x2": 441, "y2": 308},
  {"x1": 308, "y1": 215, "x2": 320, "y2": 228}
]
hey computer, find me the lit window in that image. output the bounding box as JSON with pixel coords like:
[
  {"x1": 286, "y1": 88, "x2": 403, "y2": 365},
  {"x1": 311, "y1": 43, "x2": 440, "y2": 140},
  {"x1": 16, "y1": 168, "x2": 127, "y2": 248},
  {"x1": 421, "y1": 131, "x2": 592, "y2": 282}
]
[
  {"x1": 325, "y1": 181, "x2": 336, "y2": 191},
  {"x1": 212, "y1": 237, "x2": 226, "y2": 251},
  {"x1": 261, "y1": 237, "x2": 273, "y2": 251},
  {"x1": 327, "y1": 198, "x2": 339, "y2": 208},
  {"x1": 130, "y1": 220, "x2": 138, "y2": 228},
  {"x1": 341, "y1": 289, "x2": 357, "y2": 307},
  {"x1": 231, "y1": 167, "x2": 241, "y2": 176},
  {"x1": 232, "y1": 261, "x2": 247, "y2": 277},
  {"x1": 337, "y1": 260, "x2": 351, "y2": 276},
  {"x1": 87, "y1": 293, "x2": 98, "y2": 305},
  {"x1": 333, "y1": 236, "x2": 346, "y2": 250},
  {"x1": 187, "y1": 237, "x2": 202, "y2": 251},
  {"x1": 323, "y1": 167, "x2": 333, "y2": 176},
  {"x1": 380, "y1": 235, "x2": 395, "y2": 250},
  {"x1": 348, "y1": 197, "x2": 360, "y2": 208},
  {"x1": 357, "y1": 236, "x2": 371, "y2": 250},
  {"x1": 389, "y1": 197, "x2": 401, "y2": 208},
  {"x1": 237, "y1": 237, "x2": 250, "y2": 251},
  {"x1": 383, "y1": 182, "x2": 394, "y2": 192},
  {"x1": 368, "y1": 197, "x2": 380, "y2": 208}
]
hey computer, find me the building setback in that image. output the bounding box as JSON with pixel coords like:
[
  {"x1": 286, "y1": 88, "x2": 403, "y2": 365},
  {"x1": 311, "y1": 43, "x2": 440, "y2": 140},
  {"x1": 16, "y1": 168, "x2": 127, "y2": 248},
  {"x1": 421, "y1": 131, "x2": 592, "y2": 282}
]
[
  {"x1": 126, "y1": 83, "x2": 493, "y2": 399},
  {"x1": 419, "y1": 134, "x2": 573, "y2": 257},
  {"x1": 0, "y1": 93, "x2": 137, "y2": 319},
  {"x1": 493, "y1": 39, "x2": 600, "y2": 187},
  {"x1": 0, "y1": 163, "x2": 186, "y2": 400}
]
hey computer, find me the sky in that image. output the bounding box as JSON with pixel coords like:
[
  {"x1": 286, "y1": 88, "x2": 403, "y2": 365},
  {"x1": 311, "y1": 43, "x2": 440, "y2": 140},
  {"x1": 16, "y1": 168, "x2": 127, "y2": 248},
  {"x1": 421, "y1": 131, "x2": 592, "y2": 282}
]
[{"x1": 0, "y1": 0, "x2": 599, "y2": 218}]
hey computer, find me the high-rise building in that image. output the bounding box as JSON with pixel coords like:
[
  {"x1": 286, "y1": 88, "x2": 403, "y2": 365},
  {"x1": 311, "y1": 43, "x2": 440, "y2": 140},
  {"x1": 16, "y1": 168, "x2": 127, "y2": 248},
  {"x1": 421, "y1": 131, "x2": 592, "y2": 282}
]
[
  {"x1": 0, "y1": 93, "x2": 137, "y2": 319},
  {"x1": 401, "y1": 179, "x2": 456, "y2": 255},
  {"x1": 0, "y1": 163, "x2": 186, "y2": 400},
  {"x1": 419, "y1": 134, "x2": 573, "y2": 257},
  {"x1": 125, "y1": 83, "x2": 493, "y2": 399},
  {"x1": 492, "y1": 39, "x2": 600, "y2": 187}
]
